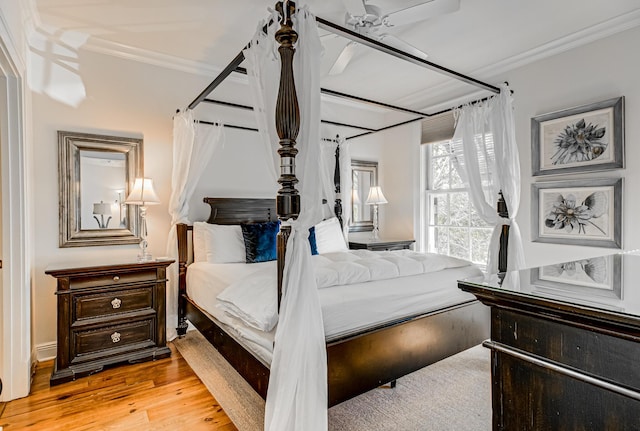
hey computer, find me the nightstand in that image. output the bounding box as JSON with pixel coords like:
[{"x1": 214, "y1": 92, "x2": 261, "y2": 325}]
[
  {"x1": 46, "y1": 259, "x2": 174, "y2": 385},
  {"x1": 348, "y1": 238, "x2": 415, "y2": 251}
]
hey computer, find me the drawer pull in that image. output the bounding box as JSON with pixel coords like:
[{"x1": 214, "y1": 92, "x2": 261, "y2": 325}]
[
  {"x1": 112, "y1": 275, "x2": 120, "y2": 282},
  {"x1": 111, "y1": 298, "x2": 122, "y2": 309},
  {"x1": 111, "y1": 332, "x2": 121, "y2": 343}
]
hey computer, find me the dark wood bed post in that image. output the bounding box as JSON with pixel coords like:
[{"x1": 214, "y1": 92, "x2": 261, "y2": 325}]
[
  {"x1": 334, "y1": 142, "x2": 343, "y2": 227},
  {"x1": 176, "y1": 223, "x2": 190, "y2": 336},
  {"x1": 274, "y1": 1, "x2": 300, "y2": 308},
  {"x1": 497, "y1": 190, "x2": 510, "y2": 284}
]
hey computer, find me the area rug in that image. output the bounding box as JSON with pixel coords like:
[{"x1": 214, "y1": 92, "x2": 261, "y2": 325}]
[{"x1": 173, "y1": 330, "x2": 491, "y2": 431}]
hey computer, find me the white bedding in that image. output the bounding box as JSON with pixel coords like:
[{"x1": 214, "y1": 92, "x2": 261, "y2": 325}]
[{"x1": 186, "y1": 250, "x2": 482, "y2": 365}]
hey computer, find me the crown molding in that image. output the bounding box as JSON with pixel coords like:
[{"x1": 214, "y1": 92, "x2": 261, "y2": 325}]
[
  {"x1": 396, "y1": 9, "x2": 640, "y2": 110},
  {"x1": 82, "y1": 37, "x2": 243, "y2": 80}
]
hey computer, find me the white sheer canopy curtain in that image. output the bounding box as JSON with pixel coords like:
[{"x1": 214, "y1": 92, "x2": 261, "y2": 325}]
[
  {"x1": 165, "y1": 110, "x2": 224, "y2": 340},
  {"x1": 450, "y1": 83, "x2": 525, "y2": 274},
  {"x1": 245, "y1": 5, "x2": 328, "y2": 431}
]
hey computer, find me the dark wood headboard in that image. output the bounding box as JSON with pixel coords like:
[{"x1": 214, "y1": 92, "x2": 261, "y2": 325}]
[
  {"x1": 176, "y1": 197, "x2": 277, "y2": 335},
  {"x1": 204, "y1": 197, "x2": 277, "y2": 224}
]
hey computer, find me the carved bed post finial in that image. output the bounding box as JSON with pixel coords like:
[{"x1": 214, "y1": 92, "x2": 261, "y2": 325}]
[
  {"x1": 497, "y1": 190, "x2": 510, "y2": 284},
  {"x1": 274, "y1": 1, "x2": 300, "y2": 308}
]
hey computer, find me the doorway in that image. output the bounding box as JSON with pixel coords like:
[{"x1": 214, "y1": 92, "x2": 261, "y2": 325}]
[{"x1": 0, "y1": 36, "x2": 30, "y2": 401}]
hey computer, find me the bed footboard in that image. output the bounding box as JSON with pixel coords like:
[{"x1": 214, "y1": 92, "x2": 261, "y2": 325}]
[{"x1": 184, "y1": 294, "x2": 489, "y2": 407}]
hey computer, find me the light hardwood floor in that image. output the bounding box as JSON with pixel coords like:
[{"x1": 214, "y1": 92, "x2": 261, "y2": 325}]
[{"x1": 0, "y1": 343, "x2": 237, "y2": 430}]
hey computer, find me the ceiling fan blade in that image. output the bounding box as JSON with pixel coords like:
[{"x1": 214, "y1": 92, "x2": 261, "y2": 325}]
[
  {"x1": 341, "y1": 0, "x2": 367, "y2": 16},
  {"x1": 377, "y1": 34, "x2": 428, "y2": 60},
  {"x1": 382, "y1": 0, "x2": 460, "y2": 28},
  {"x1": 329, "y1": 41, "x2": 358, "y2": 75}
]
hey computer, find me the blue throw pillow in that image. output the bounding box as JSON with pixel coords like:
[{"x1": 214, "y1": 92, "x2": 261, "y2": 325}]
[
  {"x1": 308, "y1": 226, "x2": 319, "y2": 255},
  {"x1": 241, "y1": 221, "x2": 280, "y2": 263}
]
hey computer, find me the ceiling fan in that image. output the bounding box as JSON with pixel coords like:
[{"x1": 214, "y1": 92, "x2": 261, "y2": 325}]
[{"x1": 327, "y1": 0, "x2": 460, "y2": 75}]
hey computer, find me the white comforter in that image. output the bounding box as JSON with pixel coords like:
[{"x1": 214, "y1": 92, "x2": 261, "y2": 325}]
[
  {"x1": 313, "y1": 249, "x2": 471, "y2": 287},
  {"x1": 186, "y1": 250, "x2": 482, "y2": 364}
]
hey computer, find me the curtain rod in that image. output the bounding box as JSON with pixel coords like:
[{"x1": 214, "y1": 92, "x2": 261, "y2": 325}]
[
  {"x1": 202, "y1": 98, "x2": 377, "y2": 131},
  {"x1": 230, "y1": 66, "x2": 430, "y2": 117},
  {"x1": 315, "y1": 16, "x2": 500, "y2": 95},
  {"x1": 195, "y1": 83, "x2": 502, "y2": 141},
  {"x1": 197, "y1": 119, "x2": 353, "y2": 142},
  {"x1": 186, "y1": 15, "x2": 501, "y2": 113}
]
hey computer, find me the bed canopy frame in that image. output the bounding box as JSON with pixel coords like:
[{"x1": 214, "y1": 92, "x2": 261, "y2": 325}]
[
  {"x1": 176, "y1": 0, "x2": 511, "y2": 407},
  {"x1": 186, "y1": 7, "x2": 501, "y2": 141}
]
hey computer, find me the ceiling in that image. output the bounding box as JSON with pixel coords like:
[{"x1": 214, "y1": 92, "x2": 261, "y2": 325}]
[{"x1": 31, "y1": 0, "x2": 640, "y2": 131}]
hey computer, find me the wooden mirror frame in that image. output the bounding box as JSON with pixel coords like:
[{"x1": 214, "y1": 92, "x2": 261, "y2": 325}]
[
  {"x1": 349, "y1": 160, "x2": 378, "y2": 233},
  {"x1": 58, "y1": 131, "x2": 142, "y2": 247}
]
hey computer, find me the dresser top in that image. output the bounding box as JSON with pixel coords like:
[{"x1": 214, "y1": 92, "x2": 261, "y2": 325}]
[
  {"x1": 459, "y1": 251, "x2": 640, "y2": 324},
  {"x1": 45, "y1": 258, "x2": 174, "y2": 277}
]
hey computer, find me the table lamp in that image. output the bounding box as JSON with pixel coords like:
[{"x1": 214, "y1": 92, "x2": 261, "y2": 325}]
[
  {"x1": 92, "y1": 201, "x2": 112, "y2": 229},
  {"x1": 366, "y1": 185, "x2": 387, "y2": 240},
  {"x1": 125, "y1": 177, "x2": 160, "y2": 262}
]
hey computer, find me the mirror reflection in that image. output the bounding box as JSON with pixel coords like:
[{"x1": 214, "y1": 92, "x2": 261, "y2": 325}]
[
  {"x1": 59, "y1": 131, "x2": 142, "y2": 247},
  {"x1": 80, "y1": 150, "x2": 127, "y2": 230},
  {"x1": 350, "y1": 160, "x2": 378, "y2": 232}
]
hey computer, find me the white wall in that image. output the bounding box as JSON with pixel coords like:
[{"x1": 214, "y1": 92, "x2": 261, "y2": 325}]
[
  {"x1": 350, "y1": 25, "x2": 640, "y2": 270},
  {"x1": 350, "y1": 122, "x2": 421, "y2": 241},
  {"x1": 31, "y1": 49, "x2": 269, "y2": 354},
  {"x1": 29, "y1": 21, "x2": 640, "y2": 357},
  {"x1": 502, "y1": 25, "x2": 640, "y2": 267}
]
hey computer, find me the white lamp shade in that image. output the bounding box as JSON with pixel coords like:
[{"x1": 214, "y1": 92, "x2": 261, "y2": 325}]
[
  {"x1": 366, "y1": 186, "x2": 388, "y2": 205},
  {"x1": 125, "y1": 178, "x2": 160, "y2": 205},
  {"x1": 92, "y1": 202, "x2": 112, "y2": 215}
]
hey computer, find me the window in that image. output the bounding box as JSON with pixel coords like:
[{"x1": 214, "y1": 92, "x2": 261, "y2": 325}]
[{"x1": 421, "y1": 141, "x2": 492, "y2": 267}]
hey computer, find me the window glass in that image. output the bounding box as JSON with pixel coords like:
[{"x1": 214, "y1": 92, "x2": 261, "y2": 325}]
[{"x1": 424, "y1": 141, "x2": 492, "y2": 268}]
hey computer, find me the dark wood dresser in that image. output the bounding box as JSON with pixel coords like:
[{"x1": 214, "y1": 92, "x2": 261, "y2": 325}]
[
  {"x1": 459, "y1": 252, "x2": 640, "y2": 430},
  {"x1": 46, "y1": 260, "x2": 173, "y2": 385},
  {"x1": 348, "y1": 238, "x2": 415, "y2": 251}
]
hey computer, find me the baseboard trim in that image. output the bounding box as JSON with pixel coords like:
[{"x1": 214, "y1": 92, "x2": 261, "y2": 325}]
[{"x1": 34, "y1": 342, "x2": 56, "y2": 362}]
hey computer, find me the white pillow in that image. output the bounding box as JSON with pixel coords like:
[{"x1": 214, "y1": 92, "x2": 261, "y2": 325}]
[
  {"x1": 314, "y1": 217, "x2": 348, "y2": 254},
  {"x1": 192, "y1": 222, "x2": 245, "y2": 263}
]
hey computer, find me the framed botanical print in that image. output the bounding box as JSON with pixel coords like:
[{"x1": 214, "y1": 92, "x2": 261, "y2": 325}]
[
  {"x1": 531, "y1": 97, "x2": 624, "y2": 176},
  {"x1": 532, "y1": 178, "x2": 622, "y2": 248}
]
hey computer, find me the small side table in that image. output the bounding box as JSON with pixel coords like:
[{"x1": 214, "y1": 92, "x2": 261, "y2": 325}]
[
  {"x1": 348, "y1": 238, "x2": 415, "y2": 251},
  {"x1": 46, "y1": 259, "x2": 173, "y2": 385}
]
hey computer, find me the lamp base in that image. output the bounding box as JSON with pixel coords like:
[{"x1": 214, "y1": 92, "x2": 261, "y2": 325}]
[
  {"x1": 371, "y1": 203, "x2": 380, "y2": 240},
  {"x1": 137, "y1": 223, "x2": 152, "y2": 262}
]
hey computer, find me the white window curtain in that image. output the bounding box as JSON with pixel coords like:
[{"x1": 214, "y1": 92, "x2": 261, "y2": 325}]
[
  {"x1": 244, "y1": 5, "x2": 328, "y2": 431},
  {"x1": 164, "y1": 110, "x2": 225, "y2": 340},
  {"x1": 450, "y1": 83, "x2": 525, "y2": 274}
]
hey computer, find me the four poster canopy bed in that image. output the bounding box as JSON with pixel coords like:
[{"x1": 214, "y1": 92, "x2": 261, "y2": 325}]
[{"x1": 169, "y1": 2, "x2": 519, "y2": 429}]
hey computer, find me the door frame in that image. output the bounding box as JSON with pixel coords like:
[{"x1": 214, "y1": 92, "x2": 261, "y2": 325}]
[{"x1": 0, "y1": 25, "x2": 30, "y2": 401}]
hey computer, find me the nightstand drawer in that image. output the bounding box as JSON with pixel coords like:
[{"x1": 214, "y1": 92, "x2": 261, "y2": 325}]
[
  {"x1": 72, "y1": 319, "x2": 155, "y2": 360},
  {"x1": 69, "y1": 269, "x2": 158, "y2": 289},
  {"x1": 73, "y1": 287, "x2": 154, "y2": 322}
]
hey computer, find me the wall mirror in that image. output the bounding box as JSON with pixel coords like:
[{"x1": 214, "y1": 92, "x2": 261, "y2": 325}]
[
  {"x1": 58, "y1": 131, "x2": 142, "y2": 247},
  {"x1": 350, "y1": 160, "x2": 377, "y2": 232}
]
